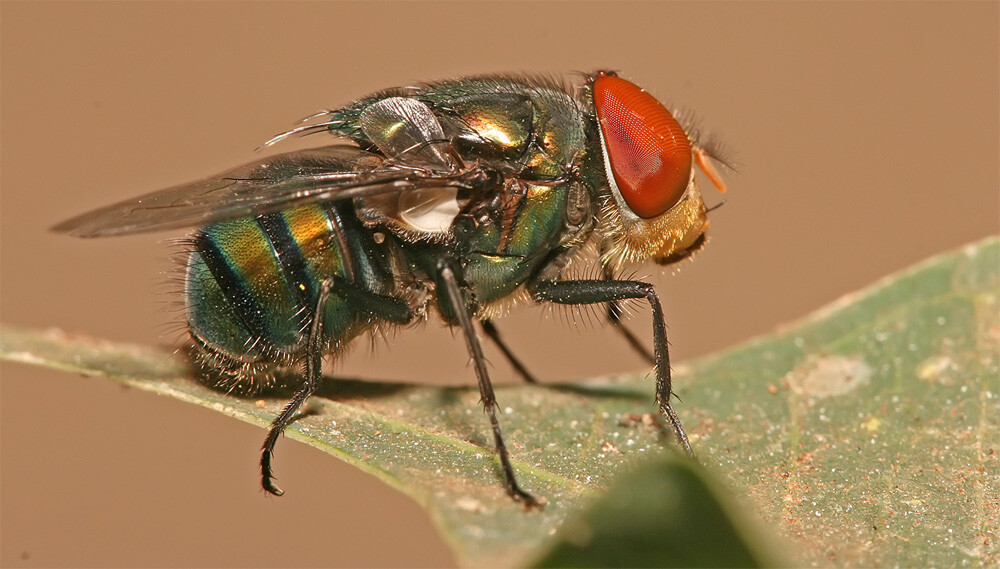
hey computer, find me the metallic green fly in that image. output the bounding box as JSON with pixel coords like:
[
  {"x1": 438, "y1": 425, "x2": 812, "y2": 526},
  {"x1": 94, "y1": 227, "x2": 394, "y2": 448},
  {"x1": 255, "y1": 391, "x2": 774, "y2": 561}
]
[{"x1": 54, "y1": 70, "x2": 728, "y2": 508}]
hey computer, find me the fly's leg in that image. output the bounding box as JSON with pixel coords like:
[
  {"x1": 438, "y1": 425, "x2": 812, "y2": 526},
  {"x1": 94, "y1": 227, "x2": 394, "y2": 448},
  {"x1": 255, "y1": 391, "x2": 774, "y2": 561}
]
[
  {"x1": 604, "y1": 266, "x2": 656, "y2": 365},
  {"x1": 530, "y1": 279, "x2": 694, "y2": 457},
  {"x1": 260, "y1": 278, "x2": 413, "y2": 496},
  {"x1": 438, "y1": 260, "x2": 541, "y2": 508},
  {"x1": 478, "y1": 265, "x2": 660, "y2": 385},
  {"x1": 260, "y1": 278, "x2": 334, "y2": 496},
  {"x1": 480, "y1": 318, "x2": 539, "y2": 384}
]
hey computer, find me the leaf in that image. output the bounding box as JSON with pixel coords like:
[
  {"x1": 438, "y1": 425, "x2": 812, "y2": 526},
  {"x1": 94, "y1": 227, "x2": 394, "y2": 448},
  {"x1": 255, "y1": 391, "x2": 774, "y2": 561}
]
[
  {"x1": 0, "y1": 323, "x2": 707, "y2": 567},
  {"x1": 666, "y1": 236, "x2": 1000, "y2": 567},
  {"x1": 3, "y1": 236, "x2": 997, "y2": 567},
  {"x1": 534, "y1": 455, "x2": 783, "y2": 568}
]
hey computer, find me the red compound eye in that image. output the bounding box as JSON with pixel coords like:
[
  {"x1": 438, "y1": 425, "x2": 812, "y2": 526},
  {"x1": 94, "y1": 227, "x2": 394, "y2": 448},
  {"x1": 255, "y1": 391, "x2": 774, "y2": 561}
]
[{"x1": 593, "y1": 74, "x2": 692, "y2": 219}]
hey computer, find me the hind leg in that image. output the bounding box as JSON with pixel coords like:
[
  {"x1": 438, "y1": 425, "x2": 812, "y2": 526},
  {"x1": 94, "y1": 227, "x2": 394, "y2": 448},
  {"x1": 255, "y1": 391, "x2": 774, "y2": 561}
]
[{"x1": 259, "y1": 278, "x2": 413, "y2": 496}]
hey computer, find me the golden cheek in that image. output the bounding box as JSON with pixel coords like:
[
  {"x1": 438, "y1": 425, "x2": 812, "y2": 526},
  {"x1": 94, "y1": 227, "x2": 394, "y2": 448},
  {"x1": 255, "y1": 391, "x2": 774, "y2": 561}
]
[
  {"x1": 648, "y1": 195, "x2": 709, "y2": 260},
  {"x1": 601, "y1": 186, "x2": 708, "y2": 266}
]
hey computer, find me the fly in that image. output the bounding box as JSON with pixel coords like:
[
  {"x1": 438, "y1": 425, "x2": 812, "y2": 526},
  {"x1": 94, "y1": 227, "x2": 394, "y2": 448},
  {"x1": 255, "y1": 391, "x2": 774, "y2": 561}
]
[{"x1": 53, "y1": 70, "x2": 728, "y2": 508}]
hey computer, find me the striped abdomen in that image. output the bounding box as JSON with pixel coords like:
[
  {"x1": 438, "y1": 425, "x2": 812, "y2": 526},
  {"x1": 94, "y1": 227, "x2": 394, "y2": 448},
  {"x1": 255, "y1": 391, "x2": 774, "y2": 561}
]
[{"x1": 185, "y1": 202, "x2": 399, "y2": 378}]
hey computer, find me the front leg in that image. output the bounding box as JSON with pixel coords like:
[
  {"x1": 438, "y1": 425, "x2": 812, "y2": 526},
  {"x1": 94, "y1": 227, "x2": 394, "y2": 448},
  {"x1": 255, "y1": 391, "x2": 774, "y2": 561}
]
[{"x1": 529, "y1": 279, "x2": 694, "y2": 456}]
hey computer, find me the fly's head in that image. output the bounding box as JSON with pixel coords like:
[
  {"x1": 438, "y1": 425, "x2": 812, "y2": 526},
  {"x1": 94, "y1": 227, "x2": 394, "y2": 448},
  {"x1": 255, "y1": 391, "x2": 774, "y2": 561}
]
[{"x1": 588, "y1": 71, "x2": 727, "y2": 268}]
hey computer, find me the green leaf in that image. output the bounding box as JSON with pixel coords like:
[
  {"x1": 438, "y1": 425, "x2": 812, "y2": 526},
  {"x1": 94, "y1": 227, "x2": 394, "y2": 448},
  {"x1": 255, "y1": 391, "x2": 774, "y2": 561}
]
[
  {"x1": 3, "y1": 236, "x2": 997, "y2": 567},
  {"x1": 0, "y1": 324, "x2": 707, "y2": 567},
  {"x1": 534, "y1": 455, "x2": 783, "y2": 568},
  {"x1": 671, "y1": 236, "x2": 1000, "y2": 567}
]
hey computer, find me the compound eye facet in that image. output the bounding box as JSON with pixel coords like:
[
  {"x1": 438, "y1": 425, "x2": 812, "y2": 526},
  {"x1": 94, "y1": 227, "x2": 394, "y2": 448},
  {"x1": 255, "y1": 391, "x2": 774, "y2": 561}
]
[{"x1": 593, "y1": 74, "x2": 692, "y2": 219}]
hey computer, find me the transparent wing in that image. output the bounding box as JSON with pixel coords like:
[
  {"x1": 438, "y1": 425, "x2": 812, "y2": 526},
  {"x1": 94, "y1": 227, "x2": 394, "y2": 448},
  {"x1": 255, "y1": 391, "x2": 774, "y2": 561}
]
[
  {"x1": 54, "y1": 98, "x2": 482, "y2": 238},
  {"x1": 53, "y1": 143, "x2": 490, "y2": 238}
]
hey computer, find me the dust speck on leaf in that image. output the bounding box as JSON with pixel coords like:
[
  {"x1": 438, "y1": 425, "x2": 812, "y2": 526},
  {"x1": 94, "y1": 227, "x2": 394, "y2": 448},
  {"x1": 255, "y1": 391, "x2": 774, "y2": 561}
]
[
  {"x1": 787, "y1": 355, "x2": 872, "y2": 400},
  {"x1": 861, "y1": 416, "x2": 882, "y2": 432},
  {"x1": 455, "y1": 496, "x2": 483, "y2": 513},
  {"x1": 917, "y1": 355, "x2": 956, "y2": 384}
]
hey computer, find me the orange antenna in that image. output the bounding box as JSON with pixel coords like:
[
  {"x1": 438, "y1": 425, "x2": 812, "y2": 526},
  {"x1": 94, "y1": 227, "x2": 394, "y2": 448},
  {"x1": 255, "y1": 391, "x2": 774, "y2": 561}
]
[{"x1": 694, "y1": 147, "x2": 728, "y2": 194}]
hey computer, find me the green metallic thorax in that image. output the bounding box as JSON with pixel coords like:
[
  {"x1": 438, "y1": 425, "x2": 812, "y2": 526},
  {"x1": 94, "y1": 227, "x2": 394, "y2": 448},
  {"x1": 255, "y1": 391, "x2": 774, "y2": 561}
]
[{"x1": 339, "y1": 77, "x2": 601, "y2": 305}]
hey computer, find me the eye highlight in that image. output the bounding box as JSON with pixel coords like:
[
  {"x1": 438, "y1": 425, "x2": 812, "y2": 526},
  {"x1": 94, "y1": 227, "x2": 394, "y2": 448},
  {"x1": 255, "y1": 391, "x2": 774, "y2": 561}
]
[{"x1": 593, "y1": 74, "x2": 692, "y2": 219}]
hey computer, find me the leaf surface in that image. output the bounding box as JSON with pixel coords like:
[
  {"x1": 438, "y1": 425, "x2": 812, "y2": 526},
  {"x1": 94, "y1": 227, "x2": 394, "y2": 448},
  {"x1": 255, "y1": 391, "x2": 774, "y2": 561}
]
[{"x1": 671, "y1": 236, "x2": 999, "y2": 567}]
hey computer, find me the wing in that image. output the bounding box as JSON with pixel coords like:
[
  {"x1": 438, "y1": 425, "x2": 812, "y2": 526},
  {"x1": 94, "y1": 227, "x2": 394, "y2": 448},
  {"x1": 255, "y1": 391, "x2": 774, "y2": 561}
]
[{"x1": 54, "y1": 98, "x2": 486, "y2": 238}]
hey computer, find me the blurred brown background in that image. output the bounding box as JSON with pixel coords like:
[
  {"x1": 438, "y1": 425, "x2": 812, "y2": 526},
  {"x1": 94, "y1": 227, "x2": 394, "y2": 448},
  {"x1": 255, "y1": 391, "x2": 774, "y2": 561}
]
[{"x1": 2, "y1": 2, "x2": 997, "y2": 567}]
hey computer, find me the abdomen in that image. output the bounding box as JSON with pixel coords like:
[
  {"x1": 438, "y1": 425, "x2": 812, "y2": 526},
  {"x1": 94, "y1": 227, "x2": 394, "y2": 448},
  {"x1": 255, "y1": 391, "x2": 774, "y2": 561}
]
[{"x1": 185, "y1": 202, "x2": 398, "y2": 385}]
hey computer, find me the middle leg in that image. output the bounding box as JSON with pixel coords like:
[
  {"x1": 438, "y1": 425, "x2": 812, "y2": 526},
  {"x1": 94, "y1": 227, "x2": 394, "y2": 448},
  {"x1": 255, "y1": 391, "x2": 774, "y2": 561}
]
[{"x1": 437, "y1": 259, "x2": 541, "y2": 508}]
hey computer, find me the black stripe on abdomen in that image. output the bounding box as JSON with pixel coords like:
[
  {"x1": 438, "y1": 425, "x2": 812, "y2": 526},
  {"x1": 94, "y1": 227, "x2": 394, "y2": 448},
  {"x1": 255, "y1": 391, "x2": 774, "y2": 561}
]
[
  {"x1": 192, "y1": 229, "x2": 271, "y2": 342},
  {"x1": 257, "y1": 211, "x2": 317, "y2": 315}
]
